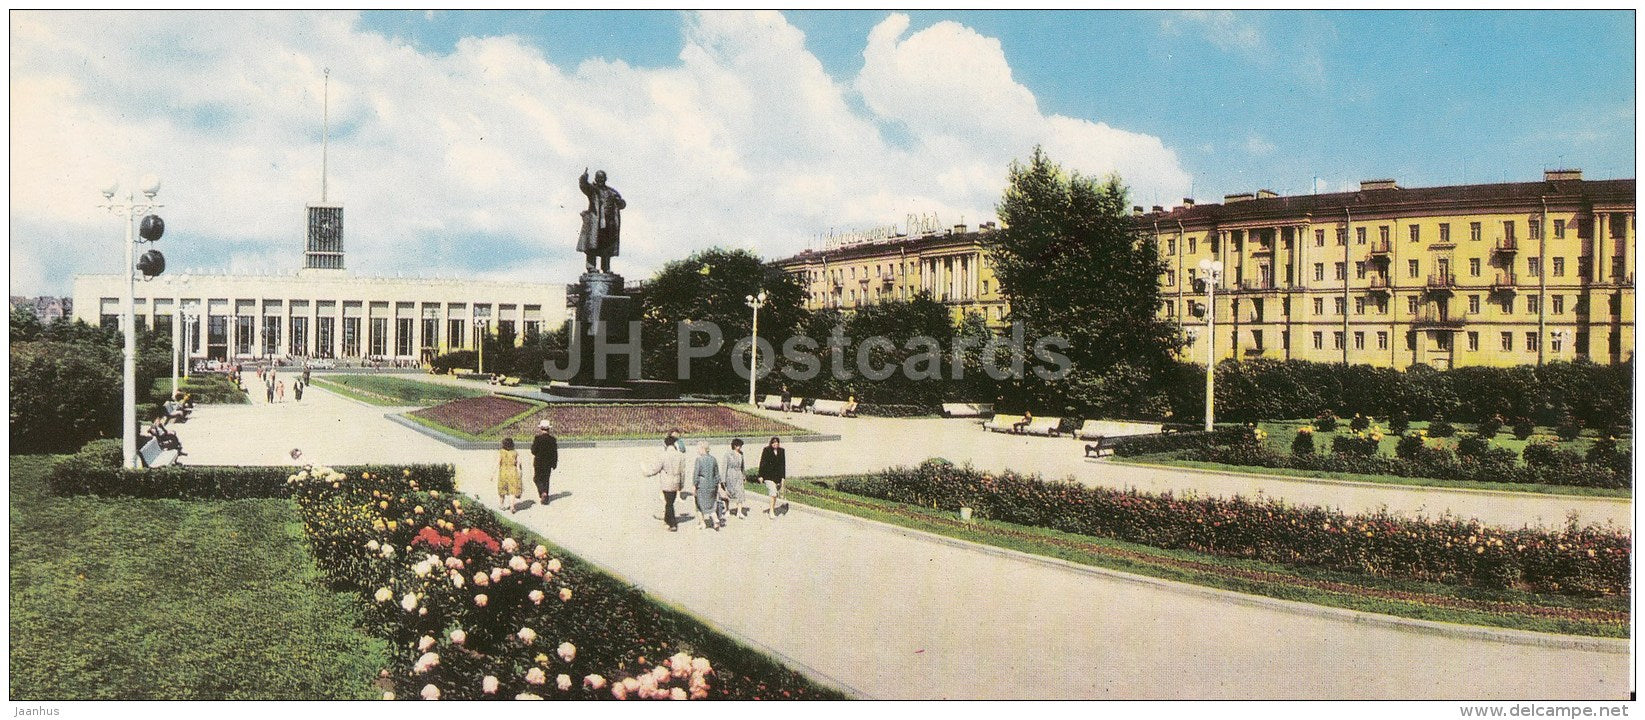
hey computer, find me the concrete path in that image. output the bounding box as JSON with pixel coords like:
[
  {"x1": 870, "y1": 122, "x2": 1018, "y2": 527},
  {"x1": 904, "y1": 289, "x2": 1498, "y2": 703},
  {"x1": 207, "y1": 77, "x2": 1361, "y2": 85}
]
[{"x1": 175, "y1": 377, "x2": 1630, "y2": 700}]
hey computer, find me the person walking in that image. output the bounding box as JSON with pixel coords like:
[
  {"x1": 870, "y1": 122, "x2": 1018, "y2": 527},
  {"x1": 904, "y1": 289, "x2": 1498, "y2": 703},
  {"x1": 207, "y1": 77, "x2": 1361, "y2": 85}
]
[
  {"x1": 780, "y1": 385, "x2": 792, "y2": 412},
  {"x1": 691, "y1": 442, "x2": 720, "y2": 530},
  {"x1": 495, "y1": 437, "x2": 523, "y2": 514},
  {"x1": 293, "y1": 379, "x2": 304, "y2": 402},
  {"x1": 759, "y1": 436, "x2": 787, "y2": 519},
  {"x1": 722, "y1": 439, "x2": 748, "y2": 520},
  {"x1": 668, "y1": 428, "x2": 691, "y2": 499},
  {"x1": 531, "y1": 419, "x2": 558, "y2": 505},
  {"x1": 276, "y1": 379, "x2": 286, "y2": 402},
  {"x1": 643, "y1": 437, "x2": 686, "y2": 531},
  {"x1": 266, "y1": 379, "x2": 275, "y2": 403}
]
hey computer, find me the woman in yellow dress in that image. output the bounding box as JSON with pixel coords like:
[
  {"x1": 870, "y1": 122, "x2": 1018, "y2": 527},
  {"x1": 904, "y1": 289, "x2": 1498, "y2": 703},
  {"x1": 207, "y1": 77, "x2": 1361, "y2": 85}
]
[{"x1": 496, "y1": 437, "x2": 523, "y2": 513}]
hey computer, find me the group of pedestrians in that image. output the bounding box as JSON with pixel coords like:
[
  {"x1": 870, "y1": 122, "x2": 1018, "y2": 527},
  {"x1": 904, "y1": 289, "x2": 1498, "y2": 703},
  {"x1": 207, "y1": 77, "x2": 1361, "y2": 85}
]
[
  {"x1": 495, "y1": 419, "x2": 559, "y2": 514},
  {"x1": 644, "y1": 430, "x2": 788, "y2": 532},
  {"x1": 252, "y1": 365, "x2": 308, "y2": 404}
]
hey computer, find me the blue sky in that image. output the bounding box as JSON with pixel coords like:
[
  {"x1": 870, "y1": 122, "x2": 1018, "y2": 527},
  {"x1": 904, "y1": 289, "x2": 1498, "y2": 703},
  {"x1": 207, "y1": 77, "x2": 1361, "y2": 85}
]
[{"x1": 10, "y1": 10, "x2": 1635, "y2": 296}]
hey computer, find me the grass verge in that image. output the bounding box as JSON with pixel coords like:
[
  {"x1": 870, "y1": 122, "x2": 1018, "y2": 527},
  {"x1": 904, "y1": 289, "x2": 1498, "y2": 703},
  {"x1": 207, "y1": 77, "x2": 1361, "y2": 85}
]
[
  {"x1": 309, "y1": 374, "x2": 485, "y2": 407},
  {"x1": 750, "y1": 478, "x2": 1627, "y2": 638},
  {"x1": 1113, "y1": 453, "x2": 1632, "y2": 499},
  {"x1": 9, "y1": 455, "x2": 388, "y2": 699}
]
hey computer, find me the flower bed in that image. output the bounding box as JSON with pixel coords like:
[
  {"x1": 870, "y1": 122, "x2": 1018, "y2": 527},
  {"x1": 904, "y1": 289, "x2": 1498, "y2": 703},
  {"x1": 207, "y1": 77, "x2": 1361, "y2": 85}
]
[
  {"x1": 409, "y1": 396, "x2": 541, "y2": 436},
  {"x1": 311, "y1": 375, "x2": 486, "y2": 407},
  {"x1": 414, "y1": 400, "x2": 807, "y2": 441},
  {"x1": 835, "y1": 461, "x2": 1629, "y2": 597},
  {"x1": 287, "y1": 466, "x2": 839, "y2": 700},
  {"x1": 1194, "y1": 442, "x2": 1630, "y2": 491}
]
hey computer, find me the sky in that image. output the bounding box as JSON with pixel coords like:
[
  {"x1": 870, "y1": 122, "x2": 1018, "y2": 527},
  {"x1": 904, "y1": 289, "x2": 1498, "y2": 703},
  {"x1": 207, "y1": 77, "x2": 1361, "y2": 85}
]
[{"x1": 9, "y1": 10, "x2": 1635, "y2": 297}]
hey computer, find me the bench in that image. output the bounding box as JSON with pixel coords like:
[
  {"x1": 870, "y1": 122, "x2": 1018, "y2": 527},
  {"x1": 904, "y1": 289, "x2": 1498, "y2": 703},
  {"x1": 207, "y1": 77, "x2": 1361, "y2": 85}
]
[
  {"x1": 138, "y1": 432, "x2": 186, "y2": 468},
  {"x1": 813, "y1": 399, "x2": 858, "y2": 417},
  {"x1": 1073, "y1": 420, "x2": 1163, "y2": 441},
  {"x1": 163, "y1": 400, "x2": 191, "y2": 423},
  {"x1": 787, "y1": 397, "x2": 806, "y2": 412},
  {"x1": 500, "y1": 376, "x2": 522, "y2": 387},
  {"x1": 983, "y1": 414, "x2": 1063, "y2": 436},
  {"x1": 1083, "y1": 436, "x2": 1130, "y2": 458},
  {"x1": 941, "y1": 402, "x2": 995, "y2": 418},
  {"x1": 761, "y1": 394, "x2": 785, "y2": 411}
]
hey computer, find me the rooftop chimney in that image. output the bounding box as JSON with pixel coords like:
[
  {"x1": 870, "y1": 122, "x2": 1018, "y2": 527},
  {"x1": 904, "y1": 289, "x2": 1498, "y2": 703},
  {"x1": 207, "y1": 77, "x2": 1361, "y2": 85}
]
[
  {"x1": 954, "y1": 224, "x2": 967, "y2": 234},
  {"x1": 1182, "y1": 197, "x2": 1195, "y2": 208},
  {"x1": 1224, "y1": 192, "x2": 1255, "y2": 204},
  {"x1": 1360, "y1": 179, "x2": 1399, "y2": 191},
  {"x1": 1257, "y1": 189, "x2": 1278, "y2": 199},
  {"x1": 1544, "y1": 169, "x2": 1583, "y2": 182},
  {"x1": 1132, "y1": 206, "x2": 1145, "y2": 216},
  {"x1": 1151, "y1": 205, "x2": 1165, "y2": 214}
]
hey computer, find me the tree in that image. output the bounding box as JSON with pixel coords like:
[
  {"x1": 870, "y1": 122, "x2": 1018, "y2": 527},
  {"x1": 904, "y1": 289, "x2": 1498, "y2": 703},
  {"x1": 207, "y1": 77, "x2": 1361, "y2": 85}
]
[
  {"x1": 787, "y1": 293, "x2": 958, "y2": 406},
  {"x1": 986, "y1": 147, "x2": 1180, "y2": 415},
  {"x1": 639, "y1": 248, "x2": 807, "y2": 393}
]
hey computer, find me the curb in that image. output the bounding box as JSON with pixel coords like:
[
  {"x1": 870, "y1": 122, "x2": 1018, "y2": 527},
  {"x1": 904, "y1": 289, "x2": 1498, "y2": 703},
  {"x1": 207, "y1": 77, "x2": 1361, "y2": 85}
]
[
  {"x1": 1105, "y1": 457, "x2": 1632, "y2": 505},
  {"x1": 384, "y1": 412, "x2": 841, "y2": 451},
  {"x1": 768, "y1": 489, "x2": 1629, "y2": 655}
]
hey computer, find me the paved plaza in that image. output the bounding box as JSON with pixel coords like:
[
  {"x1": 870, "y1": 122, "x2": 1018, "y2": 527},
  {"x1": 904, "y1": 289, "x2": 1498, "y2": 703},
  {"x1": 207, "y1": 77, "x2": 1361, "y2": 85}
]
[{"x1": 180, "y1": 377, "x2": 1630, "y2": 699}]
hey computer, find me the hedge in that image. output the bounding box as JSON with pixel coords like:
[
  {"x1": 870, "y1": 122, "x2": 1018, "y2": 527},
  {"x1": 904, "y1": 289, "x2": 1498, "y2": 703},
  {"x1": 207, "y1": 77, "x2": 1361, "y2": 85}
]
[
  {"x1": 47, "y1": 443, "x2": 455, "y2": 499},
  {"x1": 1196, "y1": 442, "x2": 1630, "y2": 491},
  {"x1": 836, "y1": 461, "x2": 1629, "y2": 597},
  {"x1": 1108, "y1": 427, "x2": 1250, "y2": 457},
  {"x1": 856, "y1": 403, "x2": 936, "y2": 418}
]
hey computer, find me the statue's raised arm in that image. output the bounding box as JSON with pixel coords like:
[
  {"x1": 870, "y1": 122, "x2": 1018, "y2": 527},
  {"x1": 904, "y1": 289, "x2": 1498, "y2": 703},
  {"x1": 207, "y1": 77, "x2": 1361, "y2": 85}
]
[{"x1": 575, "y1": 169, "x2": 623, "y2": 274}]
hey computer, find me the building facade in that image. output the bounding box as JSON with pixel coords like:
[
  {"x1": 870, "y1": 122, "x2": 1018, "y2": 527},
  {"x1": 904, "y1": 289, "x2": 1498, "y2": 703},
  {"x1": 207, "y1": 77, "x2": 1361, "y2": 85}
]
[
  {"x1": 1142, "y1": 170, "x2": 1633, "y2": 368},
  {"x1": 776, "y1": 170, "x2": 1633, "y2": 369},
  {"x1": 774, "y1": 223, "x2": 1010, "y2": 330}
]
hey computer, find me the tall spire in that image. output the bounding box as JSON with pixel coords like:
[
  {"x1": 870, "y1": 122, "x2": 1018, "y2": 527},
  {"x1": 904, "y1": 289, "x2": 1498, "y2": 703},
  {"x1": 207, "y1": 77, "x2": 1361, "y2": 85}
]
[{"x1": 321, "y1": 67, "x2": 330, "y2": 202}]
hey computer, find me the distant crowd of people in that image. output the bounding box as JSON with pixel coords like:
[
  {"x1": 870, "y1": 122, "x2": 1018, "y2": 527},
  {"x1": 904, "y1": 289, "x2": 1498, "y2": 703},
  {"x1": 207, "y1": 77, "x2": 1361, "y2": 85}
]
[{"x1": 244, "y1": 364, "x2": 313, "y2": 404}]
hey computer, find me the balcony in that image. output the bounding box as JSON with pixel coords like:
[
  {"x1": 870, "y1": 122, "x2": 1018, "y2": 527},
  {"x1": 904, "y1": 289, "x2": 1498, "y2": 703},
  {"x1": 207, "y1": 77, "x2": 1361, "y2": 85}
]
[
  {"x1": 1493, "y1": 238, "x2": 1519, "y2": 255},
  {"x1": 1411, "y1": 311, "x2": 1467, "y2": 330},
  {"x1": 1425, "y1": 274, "x2": 1457, "y2": 293},
  {"x1": 1244, "y1": 346, "x2": 1268, "y2": 356},
  {"x1": 1491, "y1": 273, "x2": 1518, "y2": 293},
  {"x1": 1367, "y1": 239, "x2": 1391, "y2": 257},
  {"x1": 1251, "y1": 242, "x2": 1274, "y2": 256},
  {"x1": 1238, "y1": 278, "x2": 1276, "y2": 292},
  {"x1": 1365, "y1": 275, "x2": 1391, "y2": 294}
]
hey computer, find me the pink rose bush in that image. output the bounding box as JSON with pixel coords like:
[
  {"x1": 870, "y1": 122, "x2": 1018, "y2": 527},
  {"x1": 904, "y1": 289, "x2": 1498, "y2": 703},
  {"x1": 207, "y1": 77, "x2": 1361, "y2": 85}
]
[{"x1": 285, "y1": 464, "x2": 836, "y2": 700}]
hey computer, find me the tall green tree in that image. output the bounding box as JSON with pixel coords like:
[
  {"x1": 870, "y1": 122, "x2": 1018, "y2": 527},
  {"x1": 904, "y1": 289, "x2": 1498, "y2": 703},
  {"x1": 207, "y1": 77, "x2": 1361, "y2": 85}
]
[
  {"x1": 987, "y1": 146, "x2": 1181, "y2": 417},
  {"x1": 640, "y1": 248, "x2": 807, "y2": 393}
]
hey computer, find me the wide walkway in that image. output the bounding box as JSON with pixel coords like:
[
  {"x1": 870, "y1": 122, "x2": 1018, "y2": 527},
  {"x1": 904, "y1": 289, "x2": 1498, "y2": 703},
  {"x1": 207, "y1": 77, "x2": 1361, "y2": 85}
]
[{"x1": 177, "y1": 378, "x2": 1629, "y2": 699}]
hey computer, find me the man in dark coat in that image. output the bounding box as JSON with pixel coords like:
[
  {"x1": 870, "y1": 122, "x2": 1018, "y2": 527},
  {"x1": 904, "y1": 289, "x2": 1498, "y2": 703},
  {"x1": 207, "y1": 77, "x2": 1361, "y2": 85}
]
[
  {"x1": 758, "y1": 436, "x2": 787, "y2": 519},
  {"x1": 532, "y1": 419, "x2": 559, "y2": 505},
  {"x1": 577, "y1": 168, "x2": 625, "y2": 273}
]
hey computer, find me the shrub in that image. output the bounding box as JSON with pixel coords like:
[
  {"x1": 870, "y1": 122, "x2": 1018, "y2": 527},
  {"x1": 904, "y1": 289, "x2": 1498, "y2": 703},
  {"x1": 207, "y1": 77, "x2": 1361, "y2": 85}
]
[
  {"x1": 1523, "y1": 440, "x2": 1583, "y2": 470},
  {"x1": 1313, "y1": 411, "x2": 1339, "y2": 433},
  {"x1": 1389, "y1": 411, "x2": 1410, "y2": 435},
  {"x1": 1454, "y1": 434, "x2": 1489, "y2": 459},
  {"x1": 855, "y1": 403, "x2": 934, "y2": 418},
  {"x1": 1513, "y1": 418, "x2": 1536, "y2": 440},
  {"x1": 1476, "y1": 414, "x2": 1504, "y2": 439},
  {"x1": 1587, "y1": 437, "x2": 1621, "y2": 469},
  {"x1": 1428, "y1": 417, "x2": 1456, "y2": 438},
  {"x1": 1349, "y1": 414, "x2": 1371, "y2": 432},
  {"x1": 430, "y1": 350, "x2": 478, "y2": 375},
  {"x1": 1108, "y1": 427, "x2": 1249, "y2": 457},
  {"x1": 1395, "y1": 433, "x2": 1426, "y2": 460},
  {"x1": 1291, "y1": 428, "x2": 1316, "y2": 456},
  {"x1": 836, "y1": 463, "x2": 1629, "y2": 596},
  {"x1": 1330, "y1": 432, "x2": 1380, "y2": 457},
  {"x1": 49, "y1": 460, "x2": 456, "y2": 500},
  {"x1": 1199, "y1": 441, "x2": 1623, "y2": 491},
  {"x1": 1556, "y1": 414, "x2": 1584, "y2": 442}
]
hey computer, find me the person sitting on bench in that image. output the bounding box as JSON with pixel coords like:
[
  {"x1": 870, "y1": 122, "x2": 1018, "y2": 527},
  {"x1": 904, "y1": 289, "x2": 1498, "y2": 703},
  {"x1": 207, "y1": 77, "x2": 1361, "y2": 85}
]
[
  {"x1": 843, "y1": 394, "x2": 859, "y2": 418},
  {"x1": 1012, "y1": 410, "x2": 1033, "y2": 434}
]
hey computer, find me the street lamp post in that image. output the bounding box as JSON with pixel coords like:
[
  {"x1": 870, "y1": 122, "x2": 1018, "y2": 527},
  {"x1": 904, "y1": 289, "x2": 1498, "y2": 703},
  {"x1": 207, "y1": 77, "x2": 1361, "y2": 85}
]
[
  {"x1": 744, "y1": 291, "x2": 767, "y2": 406},
  {"x1": 183, "y1": 304, "x2": 200, "y2": 380},
  {"x1": 1198, "y1": 258, "x2": 1223, "y2": 432},
  {"x1": 171, "y1": 273, "x2": 190, "y2": 395},
  {"x1": 100, "y1": 175, "x2": 163, "y2": 469},
  {"x1": 474, "y1": 318, "x2": 487, "y2": 375}
]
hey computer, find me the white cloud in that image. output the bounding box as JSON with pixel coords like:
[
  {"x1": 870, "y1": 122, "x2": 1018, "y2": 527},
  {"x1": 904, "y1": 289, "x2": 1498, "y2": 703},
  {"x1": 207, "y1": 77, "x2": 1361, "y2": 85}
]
[
  {"x1": 1161, "y1": 10, "x2": 1266, "y2": 56},
  {"x1": 1245, "y1": 134, "x2": 1276, "y2": 156},
  {"x1": 9, "y1": 10, "x2": 1193, "y2": 296}
]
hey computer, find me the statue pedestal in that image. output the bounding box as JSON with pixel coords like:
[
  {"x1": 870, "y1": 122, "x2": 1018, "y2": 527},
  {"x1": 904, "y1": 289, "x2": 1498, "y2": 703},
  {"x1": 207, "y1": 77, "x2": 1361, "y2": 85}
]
[{"x1": 572, "y1": 272, "x2": 634, "y2": 388}]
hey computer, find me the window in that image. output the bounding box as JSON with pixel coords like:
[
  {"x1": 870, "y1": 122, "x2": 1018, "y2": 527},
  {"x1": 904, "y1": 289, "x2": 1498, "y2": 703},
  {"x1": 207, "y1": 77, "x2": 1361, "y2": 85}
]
[
  {"x1": 1408, "y1": 297, "x2": 1420, "y2": 315},
  {"x1": 1526, "y1": 332, "x2": 1540, "y2": 352},
  {"x1": 1469, "y1": 258, "x2": 1481, "y2": 277},
  {"x1": 1503, "y1": 221, "x2": 1516, "y2": 241},
  {"x1": 1377, "y1": 297, "x2": 1388, "y2": 314},
  {"x1": 447, "y1": 319, "x2": 465, "y2": 350},
  {"x1": 1353, "y1": 331, "x2": 1365, "y2": 350},
  {"x1": 290, "y1": 316, "x2": 308, "y2": 356},
  {"x1": 1529, "y1": 216, "x2": 1541, "y2": 240},
  {"x1": 1501, "y1": 296, "x2": 1514, "y2": 313},
  {"x1": 1252, "y1": 329, "x2": 1264, "y2": 350},
  {"x1": 1553, "y1": 219, "x2": 1566, "y2": 238},
  {"x1": 235, "y1": 316, "x2": 255, "y2": 355},
  {"x1": 1408, "y1": 259, "x2": 1420, "y2": 278},
  {"x1": 1439, "y1": 223, "x2": 1451, "y2": 243},
  {"x1": 1377, "y1": 331, "x2": 1388, "y2": 350},
  {"x1": 1500, "y1": 332, "x2": 1512, "y2": 351},
  {"x1": 1527, "y1": 257, "x2": 1540, "y2": 277},
  {"x1": 1312, "y1": 331, "x2": 1323, "y2": 349},
  {"x1": 1167, "y1": 238, "x2": 1176, "y2": 255},
  {"x1": 1611, "y1": 213, "x2": 1629, "y2": 239},
  {"x1": 1611, "y1": 256, "x2": 1626, "y2": 280},
  {"x1": 1552, "y1": 296, "x2": 1564, "y2": 314},
  {"x1": 1282, "y1": 330, "x2": 1291, "y2": 350},
  {"x1": 1353, "y1": 297, "x2": 1365, "y2": 315},
  {"x1": 1356, "y1": 227, "x2": 1367, "y2": 245},
  {"x1": 1189, "y1": 238, "x2": 1197, "y2": 254},
  {"x1": 1333, "y1": 297, "x2": 1346, "y2": 315},
  {"x1": 1527, "y1": 295, "x2": 1540, "y2": 314},
  {"x1": 1579, "y1": 257, "x2": 1592, "y2": 279},
  {"x1": 1469, "y1": 222, "x2": 1482, "y2": 241},
  {"x1": 1282, "y1": 297, "x2": 1291, "y2": 316},
  {"x1": 396, "y1": 318, "x2": 414, "y2": 356},
  {"x1": 1467, "y1": 331, "x2": 1479, "y2": 352},
  {"x1": 1315, "y1": 229, "x2": 1325, "y2": 247},
  {"x1": 1379, "y1": 226, "x2": 1390, "y2": 243},
  {"x1": 1552, "y1": 257, "x2": 1565, "y2": 277},
  {"x1": 1550, "y1": 333, "x2": 1563, "y2": 353},
  {"x1": 1437, "y1": 333, "x2": 1451, "y2": 351},
  {"x1": 1332, "y1": 331, "x2": 1344, "y2": 350},
  {"x1": 1406, "y1": 331, "x2": 1417, "y2": 351},
  {"x1": 1468, "y1": 295, "x2": 1481, "y2": 314},
  {"x1": 1355, "y1": 261, "x2": 1366, "y2": 279},
  {"x1": 1313, "y1": 263, "x2": 1325, "y2": 282},
  {"x1": 1312, "y1": 297, "x2": 1324, "y2": 315},
  {"x1": 316, "y1": 317, "x2": 334, "y2": 358},
  {"x1": 422, "y1": 318, "x2": 439, "y2": 349},
  {"x1": 343, "y1": 317, "x2": 361, "y2": 357},
  {"x1": 1409, "y1": 224, "x2": 1420, "y2": 243},
  {"x1": 370, "y1": 318, "x2": 388, "y2": 357},
  {"x1": 1334, "y1": 262, "x2": 1346, "y2": 280}
]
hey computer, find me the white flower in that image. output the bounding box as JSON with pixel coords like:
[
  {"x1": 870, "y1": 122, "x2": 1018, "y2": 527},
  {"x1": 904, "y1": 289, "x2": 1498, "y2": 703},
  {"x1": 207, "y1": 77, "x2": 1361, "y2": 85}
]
[
  {"x1": 482, "y1": 675, "x2": 499, "y2": 694},
  {"x1": 559, "y1": 587, "x2": 573, "y2": 602},
  {"x1": 489, "y1": 568, "x2": 504, "y2": 584},
  {"x1": 380, "y1": 544, "x2": 396, "y2": 559},
  {"x1": 444, "y1": 556, "x2": 463, "y2": 570},
  {"x1": 509, "y1": 556, "x2": 529, "y2": 572},
  {"x1": 517, "y1": 627, "x2": 537, "y2": 644},
  {"x1": 413, "y1": 560, "x2": 432, "y2": 577},
  {"x1": 373, "y1": 587, "x2": 392, "y2": 603},
  {"x1": 420, "y1": 684, "x2": 440, "y2": 700},
  {"x1": 418, "y1": 635, "x2": 436, "y2": 652},
  {"x1": 474, "y1": 593, "x2": 488, "y2": 607},
  {"x1": 502, "y1": 537, "x2": 519, "y2": 553},
  {"x1": 557, "y1": 674, "x2": 572, "y2": 691},
  {"x1": 547, "y1": 558, "x2": 562, "y2": 572},
  {"x1": 381, "y1": 691, "x2": 394, "y2": 700},
  {"x1": 400, "y1": 593, "x2": 419, "y2": 612},
  {"x1": 528, "y1": 589, "x2": 544, "y2": 604},
  {"x1": 557, "y1": 642, "x2": 577, "y2": 663},
  {"x1": 583, "y1": 674, "x2": 607, "y2": 690},
  {"x1": 611, "y1": 683, "x2": 630, "y2": 700},
  {"x1": 668, "y1": 652, "x2": 692, "y2": 675},
  {"x1": 366, "y1": 540, "x2": 380, "y2": 551},
  {"x1": 525, "y1": 667, "x2": 547, "y2": 685},
  {"x1": 413, "y1": 652, "x2": 440, "y2": 674},
  {"x1": 450, "y1": 571, "x2": 464, "y2": 589},
  {"x1": 515, "y1": 693, "x2": 542, "y2": 700},
  {"x1": 691, "y1": 657, "x2": 712, "y2": 674},
  {"x1": 533, "y1": 544, "x2": 548, "y2": 558},
  {"x1": 529, "y1": 561, "x2": 545, "y2": 577},
  {"x1": 670, "y1": 687, "x2": 688, "y2": 701},
  {"x1": 472, "y1": 571, "x2": 489, "y2": 587}
]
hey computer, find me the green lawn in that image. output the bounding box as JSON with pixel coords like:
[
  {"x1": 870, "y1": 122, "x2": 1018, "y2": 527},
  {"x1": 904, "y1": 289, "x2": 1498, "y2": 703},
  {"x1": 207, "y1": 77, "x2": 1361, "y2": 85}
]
[
  {"x1": 309, "y1": 374, "x2": 486, "y2": 406},
  {"x1": 1114, "y1": 454, "x2": 1633, "y2": 499},
  {"x1": 9, "y1": 455, "x2": 387, "y2": 700},
  {"x1": 407, "y1": 398, "x2": 812, "y2": 442}
]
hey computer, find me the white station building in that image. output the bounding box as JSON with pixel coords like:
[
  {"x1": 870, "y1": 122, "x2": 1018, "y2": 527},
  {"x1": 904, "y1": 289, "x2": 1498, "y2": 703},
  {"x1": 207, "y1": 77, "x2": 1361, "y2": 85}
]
[{"x1": 72, "y1": 201, "x2": 566, "y2": 365}]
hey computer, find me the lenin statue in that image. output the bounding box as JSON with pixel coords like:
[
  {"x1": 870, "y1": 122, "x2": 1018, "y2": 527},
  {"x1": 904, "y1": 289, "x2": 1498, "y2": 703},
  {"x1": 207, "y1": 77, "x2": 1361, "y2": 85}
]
[{"x1": 578, "y1": 169, "x2": 626, "y2": 273}]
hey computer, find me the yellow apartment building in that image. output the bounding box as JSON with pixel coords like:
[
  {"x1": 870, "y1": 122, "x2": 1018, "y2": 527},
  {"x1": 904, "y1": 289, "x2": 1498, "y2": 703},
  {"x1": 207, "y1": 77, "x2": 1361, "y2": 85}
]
[
  {"x1": 775, "y1": 170, "x2": 1633, "y2": 369},
  {"x1": 774, "y1": 222, "x2": 1011, "y2": 330},
  {"x1": 1143, "y1": 170, "x2": 1633, "y2": 368}
]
